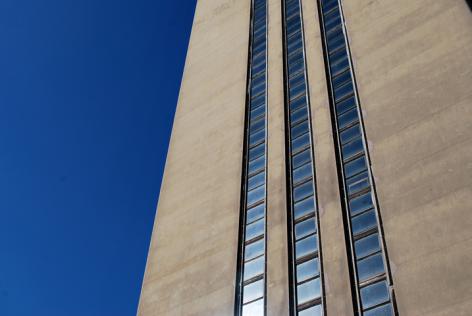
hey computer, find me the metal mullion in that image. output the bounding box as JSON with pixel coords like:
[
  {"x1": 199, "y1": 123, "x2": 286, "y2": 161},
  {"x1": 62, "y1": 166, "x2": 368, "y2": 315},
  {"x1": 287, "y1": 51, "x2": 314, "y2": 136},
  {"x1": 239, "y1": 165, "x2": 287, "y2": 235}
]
[
  {"x1": 296, "y1": 274, "x2": 321, "y2": 287},
  {"x1": 297, "y1": 297, "x2": 323, "y2": 311},
  {"x1": 355, "y1": 249, "x2": 382, "y2": 263},
  {"x1": 362, "y1": 300, "x2": 392, "y2": 313},
  {"x1": 243, "y1": 273, "x2": 264, "y2": 287},
  {"x1": 358, "y1": 274, "x2": 388, "y2": 290},
  {"x1": 293, "y1": 211, "x2": 317, "y2": 225},
  {"x1": 295, "y1": 250, "x2": 319, "y2": 265}
]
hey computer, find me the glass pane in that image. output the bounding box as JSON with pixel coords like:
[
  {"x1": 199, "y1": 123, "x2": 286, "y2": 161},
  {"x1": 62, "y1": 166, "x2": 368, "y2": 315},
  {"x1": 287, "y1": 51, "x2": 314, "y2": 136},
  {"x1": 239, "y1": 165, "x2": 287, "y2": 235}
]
[
  {"x1": 336, "y1": 95, "x2": 356, "y2": 114},
  {"x1": 360, "y1": 280, "x2": 390, "y2": 310},
  {"x1": 247, "y1": 185, "x2": 265, "y2": 207},
  {"x1": 332, "y1": 69, "x2": 351, "y2": 88},
  {"x1": 342, "y1": 137, "x2": 363, "y2": 161},
  {"x1": 245, "y1": 238, "x2": 264, "y2": 261},
  {"x1": 340, "y1": 123, "x2": 361, "y2": 145},
  {"x1": 291, "y1": 106, "x2": 309, "y2": 126},
  {"x1": 243, "y1": 279, "x2": 264, "y2": 303},
  {"x1": 242, "y1": 298, "x2": 264, "y2": 316},
  {"x1": 290, "y1": 95, "x2": 306, "y2": 112},
  {"x1": 297, "y1": 277, "x2": 321, "y2": 305},
  {"x1": 338, "y1": 107, "x2": 358, "y2": 130},
  {"x1": 244, "y1": 256, "x2": 265, "y2": 281},
  {"x1": 296, "y1": 234, "x2": 318, "y2": 259},
  {"x1": 355, "y1": 232, "x2": 381, "y2": 259},
  {"x1": 298, "y1": 304, "x2": 322, "y2": 316},
  {"x1": 249, "y1": 128, "x2": 265, "y2": 147},
  {"x1": 292, "y1": 120, "x2": 309, "y2": 139},
  {"x1": 290, "y1": 82, "x2": 306, "y2": 99},
  {"x1": 250, "y1": 103, "x2": 265, "y2": 119},
  {"x1": 248, "y1": 155, "x2": 265, "y2": 176},
  {"x1": 351, "y1": 209, "x2": 377, "y2": 236},
  {"x1": 289, "y1": 71, "x2": 304, "y2": 87},
  {"x1": 293, "y1": 163, "x2": 312, "y2": 185},
  {"x1": 250, "y1": 117, "x2": 265, "y2": 133},
  {"x1": 293, "y1": 180, "x2": 313, "y2": 202},
  {"x1": 292, "y1": 133, "x2": 310, "y2": 153},
  {"x1": 294, "y1": 196, "x2": 315, "y2": 219},
  {"x1": 247, "y1": 203, "x2": 265, "y2": 224},
  {"x1": 357, "y1": 252, "x2": 385, "y2": 282},
  {"x1": 346, "y1": 170, "x2": 370, "y2": 196},
  {"x1": 364, "y1": 303, "x2": 393, "y2": 316},
  {"x1": 296, "y1": 257, "x2": 319, "y2": 283},
  {"x1": 292, "y1": 148, "x2": 311, "y2": 169},
  {"x1": 249, "y1": 142, "x2": 265, "y2": 161},
  {"x1": 349, "y1": 191, "x2": 374, "y2": 216},
  {"x1": 295, "y1": 217, "x2": 317, "y2": 240},
  {"x1": 246, "y1": 218, "x2": 264, "y2": 241},
  {"x1": 344, "y1": 155, "x2": 366, "y2": 178},
  {"x1": 248, "y1": 171, "x2": 265, "y2": 191}
]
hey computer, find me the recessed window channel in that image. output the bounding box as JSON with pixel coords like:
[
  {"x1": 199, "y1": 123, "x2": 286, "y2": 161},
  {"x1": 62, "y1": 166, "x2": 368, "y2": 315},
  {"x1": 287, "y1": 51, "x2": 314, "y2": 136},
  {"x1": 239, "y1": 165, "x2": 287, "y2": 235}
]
[
  {"x1": 317, "y1": 0, "x2": 397, "y2": 315},
  {"x1": 282, "y1": 0, "x2": 325, "y2": 315},
  {"x1": 235, "y1": 0, "x2": 268, "y2": 315}
]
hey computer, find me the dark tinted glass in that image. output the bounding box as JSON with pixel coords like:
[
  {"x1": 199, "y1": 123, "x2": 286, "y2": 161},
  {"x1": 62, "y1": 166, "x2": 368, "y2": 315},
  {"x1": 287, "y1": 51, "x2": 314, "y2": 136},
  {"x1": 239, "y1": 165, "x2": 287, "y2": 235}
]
[
  {"x1": 291, "y1": 132, "x2": 310, "y2": 153},
  {"x1": 338, "y1": 107, "x2": 358, "y2": 130},
  {"x1": 342, "y1": 137, "x2": 363, "y2": 160}
]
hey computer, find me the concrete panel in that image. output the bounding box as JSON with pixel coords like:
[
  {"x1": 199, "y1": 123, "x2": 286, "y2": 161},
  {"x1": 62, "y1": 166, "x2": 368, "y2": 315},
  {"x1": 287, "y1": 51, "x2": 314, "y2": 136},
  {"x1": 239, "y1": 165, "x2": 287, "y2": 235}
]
[{"x1": 266, "y1": 0, "x2": 290, "y2": 315}]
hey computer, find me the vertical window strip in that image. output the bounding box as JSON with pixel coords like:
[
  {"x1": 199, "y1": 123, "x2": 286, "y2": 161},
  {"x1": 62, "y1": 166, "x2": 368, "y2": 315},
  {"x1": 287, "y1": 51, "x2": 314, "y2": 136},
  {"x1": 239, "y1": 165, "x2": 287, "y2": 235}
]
[
  {"x1": 235, "y1": 0, "x2": 268, "y2": 315},
  {"x1": 316, "y1": 0, "x2": 397, "y2": 315},
  {"x1": 282, "y1": 0, "x2": 325, "y2": 315}
]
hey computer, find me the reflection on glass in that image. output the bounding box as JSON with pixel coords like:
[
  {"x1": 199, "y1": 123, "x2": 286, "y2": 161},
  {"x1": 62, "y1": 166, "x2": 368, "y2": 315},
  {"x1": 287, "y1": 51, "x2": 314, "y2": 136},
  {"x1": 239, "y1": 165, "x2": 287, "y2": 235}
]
[
  {"x1": 296, "y1": 235, "x2": 318, "y2": 259},
  {"x1": 243, "y1": 279, "x2": 264, "y2": 303},
  {"x1": 246, "y1": 218, "x2": 264, "y2": 241},
  {"x1": 245, "y1": 239, "x2": 264, "y2": 261},
  {"x1": 295, "y1": 218, "x2": 316, "y2": 240},
  {"x1": 351, "y1": 209, "x2": 377, "y2": 236},
  {"x1": 354, "y1": 233, "x2": 380, "y2": 259},
  {"x1": 242, "y1": 298, "x2": 264, "y2": 316},
  {"x1": 357, "y1": 253, "x2": 385, "y2": 282},
  {"x1": 297, "y1": 278, "x2": 321, "y2": 305},
  {"x1": 297, "y1": 258, "x2": 319, "y2": 283},
  {"x1": 360, "y1": 280, "x2": 390, "y2": 310},
  {"x1": 294, "y1": 196, "x2": 315, "y2": 219},
  {"x1": 244, "y1": 256, "x2": 265, "y2": 281},
  {"x1": 298, "y1": 304, "x2": 322, "y2": 316}
]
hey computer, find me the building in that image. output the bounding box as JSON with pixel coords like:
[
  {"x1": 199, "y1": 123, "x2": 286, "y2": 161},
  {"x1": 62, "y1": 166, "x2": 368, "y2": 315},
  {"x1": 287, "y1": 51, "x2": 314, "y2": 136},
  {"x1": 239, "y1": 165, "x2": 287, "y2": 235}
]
[{"x1": 137, "y1": 0, "x2": 472, "y2": 315}]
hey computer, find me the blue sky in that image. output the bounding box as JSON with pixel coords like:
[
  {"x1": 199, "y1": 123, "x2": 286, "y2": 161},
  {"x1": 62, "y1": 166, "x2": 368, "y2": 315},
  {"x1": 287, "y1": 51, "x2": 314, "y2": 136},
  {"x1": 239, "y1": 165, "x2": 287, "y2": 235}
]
[{"x1": 0, "y1": 0, "x2": 196, "y2": 315}]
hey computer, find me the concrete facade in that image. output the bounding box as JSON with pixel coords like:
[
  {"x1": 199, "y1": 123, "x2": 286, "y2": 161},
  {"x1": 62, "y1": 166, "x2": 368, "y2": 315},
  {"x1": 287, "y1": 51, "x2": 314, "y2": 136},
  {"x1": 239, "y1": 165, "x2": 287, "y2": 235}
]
[{"x1": 138, "y1": 0, "x2": 472, "y2": 315}]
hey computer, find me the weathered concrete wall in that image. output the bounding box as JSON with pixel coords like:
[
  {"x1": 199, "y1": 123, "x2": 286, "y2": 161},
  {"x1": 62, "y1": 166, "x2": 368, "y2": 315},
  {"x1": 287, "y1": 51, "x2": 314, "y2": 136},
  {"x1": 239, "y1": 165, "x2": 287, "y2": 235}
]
[
  {"x1": 138, "y1": 1, "x2": 250, "y2": 314},
  {"x1": 342, "y1": 0, "x2": 472, "y2": 315}
]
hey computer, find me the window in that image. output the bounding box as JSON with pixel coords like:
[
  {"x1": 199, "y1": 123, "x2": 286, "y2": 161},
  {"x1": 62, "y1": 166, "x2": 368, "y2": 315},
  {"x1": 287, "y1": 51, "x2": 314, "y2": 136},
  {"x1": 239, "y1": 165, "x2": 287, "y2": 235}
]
[
  {"x1": 318, "y1": 0, "x2": 396, "y2": 314},
  {"x1": 235, "y1": 1, "x2": 268, "y2": 315},
  {"x1": 283, "y1": 0, "x2": 325, "y2": 314}
]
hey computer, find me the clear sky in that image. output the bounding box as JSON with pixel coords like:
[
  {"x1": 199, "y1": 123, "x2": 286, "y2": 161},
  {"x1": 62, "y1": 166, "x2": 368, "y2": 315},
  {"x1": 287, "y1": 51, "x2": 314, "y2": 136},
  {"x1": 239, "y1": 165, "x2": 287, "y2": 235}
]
[{"x1": 0, "y1": 0, "x2": 196, "y2": 315}]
